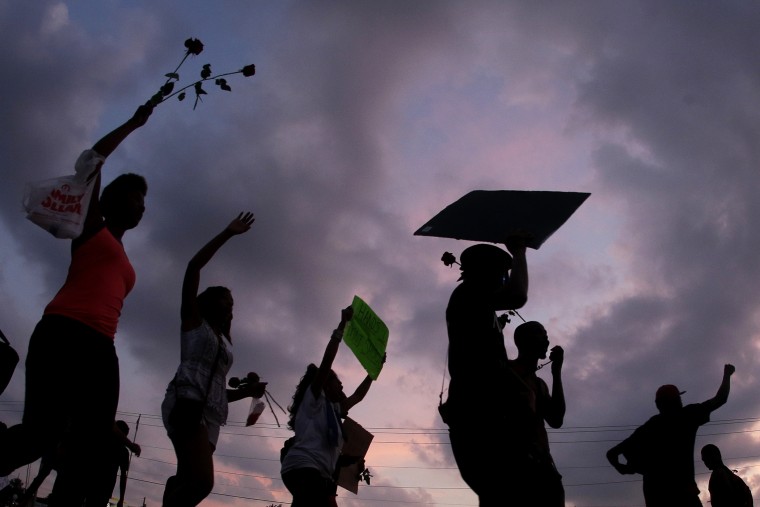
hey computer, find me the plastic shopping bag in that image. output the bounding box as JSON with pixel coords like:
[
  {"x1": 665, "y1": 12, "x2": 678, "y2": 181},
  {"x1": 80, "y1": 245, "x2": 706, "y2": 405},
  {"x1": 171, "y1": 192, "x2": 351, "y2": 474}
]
[
  {"x1": 246, "y1": 397, "x2": 266, "y2": 426},
  {"x1": 22, "y1": 150, "x2": 103, "y2": 239}
]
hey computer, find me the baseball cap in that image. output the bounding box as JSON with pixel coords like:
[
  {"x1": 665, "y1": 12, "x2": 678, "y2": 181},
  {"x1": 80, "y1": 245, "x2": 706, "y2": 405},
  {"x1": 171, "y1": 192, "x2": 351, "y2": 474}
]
[
  {"x1": 655, "y1": 384, "x2": 686, "y2": 402},
  {"x1": 458, "y1": 244, "x2": 512, "y2": 280}
]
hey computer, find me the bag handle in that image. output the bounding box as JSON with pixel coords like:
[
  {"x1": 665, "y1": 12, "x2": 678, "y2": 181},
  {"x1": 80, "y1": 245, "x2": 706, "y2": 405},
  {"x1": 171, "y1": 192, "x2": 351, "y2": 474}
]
[{"x1": 0, "y1": 327, "x2": 10, "y2": 346}]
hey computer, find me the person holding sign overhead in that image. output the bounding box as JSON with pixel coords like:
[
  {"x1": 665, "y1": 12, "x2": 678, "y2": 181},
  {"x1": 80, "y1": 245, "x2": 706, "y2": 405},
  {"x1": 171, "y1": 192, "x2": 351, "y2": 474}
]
[
  {"x1": 281, "y1": 305, "x2": 386, "y2": 507},
  {"x1": 441, "y1": 234, "x2": 530, "y2": 506}
]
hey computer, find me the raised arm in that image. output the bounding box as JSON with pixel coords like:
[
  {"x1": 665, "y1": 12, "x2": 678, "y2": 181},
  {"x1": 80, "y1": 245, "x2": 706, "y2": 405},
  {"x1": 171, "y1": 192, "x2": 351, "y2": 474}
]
[
  {"x1": 544, "y1": 346, "x2": 565, "y2": 428},
  {"x1": 92, "y1": 102, "x2": 154, "y2": 159},
  {"x1": 82, "y1": 103, "x2": 154, "y2": 232},
  {"x1": 181, "y1": 212, "x2": 255, "y2": 331},
  {"x1": 311, "y1": 306, "x2": 353, "y2": 398},
  {"x1": 342, "y1": 353, "x2": 387, "y2": 415},
  {"x1": 702, "y1": 364, "x2": 735, "y2": 412},
  {"x1": 495, "y1": 232, "x2": 529, "y2": 310}
]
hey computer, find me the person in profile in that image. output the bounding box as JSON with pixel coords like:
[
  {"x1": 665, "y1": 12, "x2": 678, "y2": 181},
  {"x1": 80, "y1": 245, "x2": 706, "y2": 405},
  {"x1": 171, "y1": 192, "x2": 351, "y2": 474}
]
[
  {"x1": 440, "y1": 236, "x2": 529, "y2": 506},
  {"x1": 280, "y1": 305, "x2": 385, "y2": 507},
  {"x1": 607, "y1": 364, "x2": 736, "y2": 507},
  {"x1": 503, "y1": 321, "x2": 565, "y2": 506},
  {"x1": 161, "y1": 212, "x2": 267, "y2": 507},
  {"x1": 0, "y1": 102, "x2": 153, "y2": 507},
  {"x1": 701, "y1": 443, "x2": 754, "y2": 507}
]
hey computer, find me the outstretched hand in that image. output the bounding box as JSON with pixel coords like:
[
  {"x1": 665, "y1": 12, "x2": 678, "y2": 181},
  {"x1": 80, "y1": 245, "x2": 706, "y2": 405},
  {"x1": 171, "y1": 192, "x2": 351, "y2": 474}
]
[
  {"x1": 130, "y1": 101, "x2": 155, "y2": 128},
  {"x1": 549, "y1": 345, "x2": 564, "y2": 374},
  {"x1": 244, "y1": 381, "x2": 268, "y2": 398},
  {"x1": 129, "y1": 441, "x2": 142, "y2": 457},
  {"x1": 341, "y1": 305, "x2": 354, "y2": 324},
  {"x1": 504, "y1": 230, "x2": 532, "y2": 255},
  {"x1": 724, "y1": 364, "x2": 735, "y2": 376},
  {"x1": 226, "y1": 212, "x2": 255, "y2": 235}
]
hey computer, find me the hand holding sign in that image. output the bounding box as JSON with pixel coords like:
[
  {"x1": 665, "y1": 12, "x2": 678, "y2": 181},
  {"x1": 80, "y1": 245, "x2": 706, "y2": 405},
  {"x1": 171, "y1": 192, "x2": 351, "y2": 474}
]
[{"x1": 343, "y1": 296, "x2": 388, "y2": 380}]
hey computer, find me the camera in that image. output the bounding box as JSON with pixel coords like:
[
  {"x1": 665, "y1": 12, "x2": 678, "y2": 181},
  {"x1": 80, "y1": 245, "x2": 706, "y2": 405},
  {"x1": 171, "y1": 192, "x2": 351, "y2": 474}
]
[{"x1": 228, "y1": 371, "x2": 260, "y2": 389}]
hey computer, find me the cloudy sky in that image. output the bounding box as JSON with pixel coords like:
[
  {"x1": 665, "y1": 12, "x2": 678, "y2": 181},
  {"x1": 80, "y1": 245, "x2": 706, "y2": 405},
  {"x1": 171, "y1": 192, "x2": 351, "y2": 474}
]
[{"x1": 2, "y1": 1, "x2": 760, "y2": 506}]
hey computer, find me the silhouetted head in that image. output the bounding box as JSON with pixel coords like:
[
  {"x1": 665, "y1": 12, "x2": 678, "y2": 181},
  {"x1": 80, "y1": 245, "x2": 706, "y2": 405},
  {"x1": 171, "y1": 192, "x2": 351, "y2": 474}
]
[
  {"x1": 701, "y1": 443, "x2": 723, "y2": 470},
  {"x1": 324, "y1": 369, "x2": 346, "y2": 404},
  {"x1": 458, "y1": 244, "x2": 512, "y2": 284},
  {"x1": 115, "y1": 419, "x2": 129, "y2": 436},
  {"x1": 514, "y1": 321, "x2": 549, "y2": 359},
  {"x1": 198, "y1": 286, "x2": 233, "y2": 338},
  {"x1": 101, "y1": 173, "x2": 147, "y2": 230},
  {"x1": 655, "y1": 384, "x2": 684, "y2": 413},
  {"x1": 287, "y1": 363, "x2": 319, "y2": 430}
]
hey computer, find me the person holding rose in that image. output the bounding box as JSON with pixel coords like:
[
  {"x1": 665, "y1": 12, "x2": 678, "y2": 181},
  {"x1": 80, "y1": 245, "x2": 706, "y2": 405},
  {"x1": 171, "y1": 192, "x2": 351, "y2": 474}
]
[
  {"x1": 0, "y1": 102, "x2": 153, "y2": 507},
  {"x1": 161, "y1": 212, "x2": 267, "y2": 507}
]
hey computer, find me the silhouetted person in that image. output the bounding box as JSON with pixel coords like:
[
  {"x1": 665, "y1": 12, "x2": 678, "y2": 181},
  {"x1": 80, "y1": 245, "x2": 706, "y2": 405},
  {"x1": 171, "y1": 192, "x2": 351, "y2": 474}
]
[
  {"x1": 503, "y1": 321, "x2": 565, "y2": 506},
  {"x1": 161, "y1": 212, "x2": 266, "y2": 507},
  {"x1": 701, "y1": 443, "x2": 754, "y2": 507},
  {"x1": 20, "y1": 420, "x2": 140, "y2": 507},
  {"x1": 281, "y1": 306, "x2": 384, "y2": 507},
  {"x1": 0, "y1": 103, "x2": 153, "y2": 507},
  {"x1": 86, "y1": 419, "x2": 141, "y2": 507},
  {"x1": 607, "y1": 364, "x2": 736, "y2": 507},
  {"x1": 441, "y1": 237, "x2": 529, "y2": 506},
  {"x1": 17, "y1": 451, "x2": 57, "y2": 506}
]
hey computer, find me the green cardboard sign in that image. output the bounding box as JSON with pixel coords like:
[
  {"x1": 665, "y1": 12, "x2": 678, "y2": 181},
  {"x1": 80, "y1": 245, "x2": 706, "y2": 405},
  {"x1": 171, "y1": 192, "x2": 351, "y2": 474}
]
[{"x1": 344, "y1": 295, "x2": 388, "y2": 380}]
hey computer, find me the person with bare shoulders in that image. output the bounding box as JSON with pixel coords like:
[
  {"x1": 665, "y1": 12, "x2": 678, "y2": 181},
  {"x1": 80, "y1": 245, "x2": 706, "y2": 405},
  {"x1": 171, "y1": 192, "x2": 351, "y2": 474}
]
[
  {"x1": 504, "y1": 321, "x2": 565, "y2": 506},
  {"x1": 440, "y1": 233, "x2": 529, "y2": 506},
  {"x1": 607, "y1": 364, "x2": 736, "y2": 507},
  {"x1": 161, "y1": 212, "x2": 267, "y2": 507},
  {"x1": 0, "y1": 102, "x2": 153, "y2": 507}
]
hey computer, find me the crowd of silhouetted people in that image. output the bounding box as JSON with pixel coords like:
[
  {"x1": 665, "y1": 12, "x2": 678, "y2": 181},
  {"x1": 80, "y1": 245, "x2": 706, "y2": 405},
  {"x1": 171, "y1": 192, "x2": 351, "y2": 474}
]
[{"x1": 0, "y1": 95, "x2": 752, "y2": 507}]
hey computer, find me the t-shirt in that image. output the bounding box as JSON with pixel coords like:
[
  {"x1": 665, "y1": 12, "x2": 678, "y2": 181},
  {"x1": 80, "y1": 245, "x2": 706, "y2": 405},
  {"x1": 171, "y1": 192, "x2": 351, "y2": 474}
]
[
  {"x1": 618, "y1": 403, "x2": 711, "y2": 498},
  {"x1": 709, "y1": 465, "x2": 753, "y2": 507},
  {"x1": 445, "y1": 280, "x2": 511, "y2": 424},
  {"x1": 281, "y1": 388, "x2": 345, "y2": 480}
]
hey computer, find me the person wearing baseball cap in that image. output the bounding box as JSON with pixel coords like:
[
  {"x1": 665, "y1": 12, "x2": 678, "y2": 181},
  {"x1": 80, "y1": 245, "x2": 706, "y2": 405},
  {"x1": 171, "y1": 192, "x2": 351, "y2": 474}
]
[
  {"x1": 606, "y1": 364, "x2": 736, "y2": 507},
  {"x1": 655, "y1": 384, "x2": 686, "y2": 410}
]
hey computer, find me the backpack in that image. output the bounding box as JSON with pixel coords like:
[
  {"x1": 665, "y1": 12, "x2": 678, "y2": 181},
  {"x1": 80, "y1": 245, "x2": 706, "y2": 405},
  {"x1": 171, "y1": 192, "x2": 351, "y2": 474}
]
[{"x1": 728, "y1": 468, "x2": 753, "y2": 507}]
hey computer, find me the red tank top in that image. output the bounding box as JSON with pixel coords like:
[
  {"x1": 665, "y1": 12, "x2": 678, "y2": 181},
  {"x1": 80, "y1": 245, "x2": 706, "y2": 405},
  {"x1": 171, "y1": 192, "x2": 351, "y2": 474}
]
[{"x1": 45, "y1": 226, "x2": 136, "y2": 338}]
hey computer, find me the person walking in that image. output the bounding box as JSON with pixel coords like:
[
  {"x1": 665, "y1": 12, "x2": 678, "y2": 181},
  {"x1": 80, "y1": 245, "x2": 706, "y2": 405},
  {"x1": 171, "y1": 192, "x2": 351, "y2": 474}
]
[
  {"x1": 280, "y1": 305, "x2": 384, "y2": 507},
  {"x1": 440, "y1": 236, "x2": 529, "y2": 506},
  {"x1": 87, "y1": 420, "x2": 141, "y2": 507},
  {"x1": 161, "y1": 212, "x2": 266, "y2": 507},
  {"x1": 607, "y1": 364, "x2": 736, "y2": 507},
  {"x1": 701, "y1": 443, "x2": 754, "y2": 507},
  {"x1": 0, "y1": 102, "x2": 153, "y2": 507}
]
